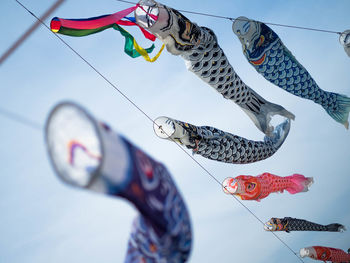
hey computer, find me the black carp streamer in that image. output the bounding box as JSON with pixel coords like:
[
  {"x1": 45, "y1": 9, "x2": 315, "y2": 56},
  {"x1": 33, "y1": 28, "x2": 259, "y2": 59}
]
[
  {"x1": 153, "y1": 116, "x2": 290, "y2": 164},
  {"x1": 134, "y1": 0, "x2": 294, "y2": 135},
  {"x1": 264, "y1": 217, "x2": 346, "y2": 233}
]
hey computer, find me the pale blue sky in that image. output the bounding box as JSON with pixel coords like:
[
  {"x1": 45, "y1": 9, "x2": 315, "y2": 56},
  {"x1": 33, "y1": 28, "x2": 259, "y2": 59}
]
[{"x1": 1, "y1": 0, "x2": 350, "y2": 262}]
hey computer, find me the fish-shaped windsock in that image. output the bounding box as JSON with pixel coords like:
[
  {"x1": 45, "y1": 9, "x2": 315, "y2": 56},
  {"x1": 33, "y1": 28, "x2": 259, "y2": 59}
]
[
  {"x1": 232, "y1": 17, "x2": 350, "y2": 129},
  {"x1": 340, "y1": 30, "x2": 350, "y2": 57},
  {"x1": 134, "y1": 0, "x2": 294, "y2": 136},
  {"x1": 264, "y1": 217, "x2": 346, "y2": 233},
  {"x1": 300, "y1": 246, "x2": 350, "y2": 262},
  {"x1": 153, "y1": 116, "x2": 290, "y2": 164},
  {"x1": 222, "y1": 173, "x2": 313, "y2": 201},
  {"x1": 45, "y1": 102, "x2": 192, "y2": 263}
]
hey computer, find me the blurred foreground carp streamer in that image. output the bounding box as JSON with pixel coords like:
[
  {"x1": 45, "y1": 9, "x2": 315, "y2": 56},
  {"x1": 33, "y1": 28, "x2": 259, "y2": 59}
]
[
  {"x1": 300, "y1": 246, "x2": 350, "y2": 263},
  {"x1": 222, "y1": 173, "x2": 313, "y2": 201},
  {"x1": 340, "y1": 30, "x2": 350, "y2": 57},
  {"x1": 264, "y1": 217, "x2": 346, "y2": 233},
  {"x1": 153, "y1": 116, "x2": 290, "y2": 164},
  {"x1": 134, "y1": 0, "x2": 294, "y2": 136},
  {"x1": 45, "y1": 102, "x2": 192, "y2": 263},
  {"x1": 232, "y1": 17, "x2": 350, "y2": 129}
]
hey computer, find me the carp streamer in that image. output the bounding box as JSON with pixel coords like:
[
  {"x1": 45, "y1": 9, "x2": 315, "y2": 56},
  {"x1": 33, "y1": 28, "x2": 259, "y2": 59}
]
[
  {"x1": 153, "y1": 116, "x2": 290, "y2": 164},
  {"x1": 264, "y1": 217, "x2": 346, "y2": 233},
  {"x1": 300, "y1": 246, "x2": 350, "y2": 262},
  {"x1": 134, "y1": 0, "x2": 294, "y2": 136},
  {"x1": 222, "y1": 173, "x2": 313, "y2": 201},
  {"x1": 45, "y1": 102, "x2": 192, "y2": 262},
  {"x1": 233, "y1": 17, "x2": 350, "y2": 129}
]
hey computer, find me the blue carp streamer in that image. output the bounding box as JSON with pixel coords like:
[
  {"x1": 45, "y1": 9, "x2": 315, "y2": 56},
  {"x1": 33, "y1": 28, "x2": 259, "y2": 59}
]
[
  {"x1": 121, "y1": 143, "x2": 192, "y2": 263},
  {"x1": 45, "y1": 102, "x2": 192, "y2": 263},
  {"x1": 233, "y1": 17, "x2": 350, "y2": 129}
]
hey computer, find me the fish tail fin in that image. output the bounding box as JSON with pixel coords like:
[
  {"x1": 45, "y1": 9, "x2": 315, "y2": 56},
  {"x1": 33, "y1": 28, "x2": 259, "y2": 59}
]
[
  {"x1": 325, "y1": 223, "x2": 346, "y2": 232},
  {"x1": 263, "y1": 118, "x2": 291, "y2": 149},
  {"x1": 285, "y1": 174, "x2": 313, "y2": 194},
  {"x1": 324, "y1": 93, "x2": 350, "y2": 129},
  {"x1": 241, "y1": 93, "x2": 295, "y2": 136}
]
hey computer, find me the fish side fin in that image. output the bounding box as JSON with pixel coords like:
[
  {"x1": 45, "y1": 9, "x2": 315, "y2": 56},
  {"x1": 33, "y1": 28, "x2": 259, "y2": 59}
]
[{"x1": 324, "y1": 93, "x2": 350, "y2": 129}]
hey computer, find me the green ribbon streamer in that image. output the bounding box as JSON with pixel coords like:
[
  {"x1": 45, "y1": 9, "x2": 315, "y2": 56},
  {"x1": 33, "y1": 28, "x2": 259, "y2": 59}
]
[
  {"x1": 112, "y1": 24, "x2": 155, "y2": 58},
  {"x1": 56, "y1": 24, "x2": 114, "y2": 37}
]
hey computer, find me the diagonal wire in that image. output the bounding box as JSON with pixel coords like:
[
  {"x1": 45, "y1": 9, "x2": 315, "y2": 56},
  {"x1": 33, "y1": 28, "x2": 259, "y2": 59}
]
[{"x1": 13, "y1": 0, "x2": 306, "y2": 261}]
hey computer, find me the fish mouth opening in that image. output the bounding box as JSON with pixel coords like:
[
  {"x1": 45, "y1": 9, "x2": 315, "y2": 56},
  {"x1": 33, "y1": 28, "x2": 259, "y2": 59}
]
[
  {"x1": 222, "y1": 177, "x2": 241, "y2": 195},
  {"x1": 232, "y1": 16, "x2": 252, "y2": 36},
  {"x1": 153, "y1": 116, "x2": 176, "y2": 139},
  {"x1": 300, "y1": 247, "x2": 316, "y2": 258},
  {"x1": 263, "y1": 224, "x2": 274, "y2": 231},
  {"x1": 340, "y1": 30, "x2": 350, "y2": 57},
  {"x1": 135, "y1": 0, "x2": 159, "y2": 29},
  {"x1": 299, "y1": 248, "x2": 308, "y2": 258},
  {"x1": 340, "y1": 30, "x2": 350, "y2": 47},
  {"x1": 232, "y1": 17, "x2": 260, "y2": 48}
]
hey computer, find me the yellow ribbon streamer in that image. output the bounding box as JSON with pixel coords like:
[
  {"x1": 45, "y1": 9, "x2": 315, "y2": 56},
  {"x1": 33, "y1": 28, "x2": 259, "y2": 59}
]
[{"x1": 133, "y1": 40, "x2": 165, "y2": 62}]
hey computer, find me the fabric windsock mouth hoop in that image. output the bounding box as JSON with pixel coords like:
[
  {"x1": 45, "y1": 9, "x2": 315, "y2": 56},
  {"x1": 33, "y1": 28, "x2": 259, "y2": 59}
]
[
  {"x1": 232, "y1": 17, "x2": 259, "y2": 48},
  {"x1": 232, "y1": 16, "x2": 253, "y2": 37},
  {"x1": 299, "y1": 247, "x2": 314, "y2": 258},
  {"x1": 340, "y1": 30, "x2": 350, "y2": 57},
  {"x1": 153, "y1": 116, "x2": 177, "y2": 139},
  {"x1": 45, "y1": 102, "x2": 131, "y2": 192},
  {"x1": 45, "y1": 102, "x2": 104, "y2": 188},
  {"x1": 135, "y1": 0, "x2": 160, "y2": 29},
  {"x1": 222, "y1": 177, "x2": 243, "y2": 195}
]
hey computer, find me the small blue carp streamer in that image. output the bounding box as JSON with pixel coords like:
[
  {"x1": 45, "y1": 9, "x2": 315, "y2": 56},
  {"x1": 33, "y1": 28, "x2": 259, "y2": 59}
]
[
  {"x1": 233, "y1": 17, "x2": 350, "y2": 129},
  {"x1": 134, "y1": 0, "x2": 294, "y2": 136},
  {"x1": 264, "y1": 217, "x2": 346, "y2": 233},
  {"x1": 153, "y1": 116, "x2": 290, "y2": 164},
  {"x1": 45, "y1": 102, "x2": 192, "y2": 263}
]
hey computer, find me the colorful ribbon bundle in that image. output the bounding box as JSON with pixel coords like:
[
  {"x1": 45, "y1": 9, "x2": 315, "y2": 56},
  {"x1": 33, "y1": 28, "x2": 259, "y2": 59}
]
[{"x1": 50, "y1": 5, "x2": 164, "y2": 62}]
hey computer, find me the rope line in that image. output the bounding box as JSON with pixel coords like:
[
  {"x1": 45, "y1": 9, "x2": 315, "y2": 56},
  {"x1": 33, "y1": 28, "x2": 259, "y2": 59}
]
[
  {"x1": 115, "y1": 0, "x2": 341, "y2": 35},
  {"x1": 12, "y1": 0, "x2": 306, "y2": 261},
  {"x1": 0, "y1": 106, "x2": 42, "y2": 131}
]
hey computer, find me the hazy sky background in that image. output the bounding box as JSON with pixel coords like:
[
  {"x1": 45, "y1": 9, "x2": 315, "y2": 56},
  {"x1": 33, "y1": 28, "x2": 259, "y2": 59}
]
[{"x1": 1, "y1": 0, "x2": 350, "y2": 262}]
